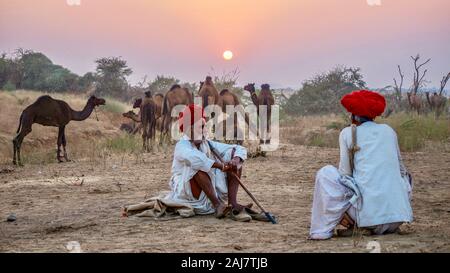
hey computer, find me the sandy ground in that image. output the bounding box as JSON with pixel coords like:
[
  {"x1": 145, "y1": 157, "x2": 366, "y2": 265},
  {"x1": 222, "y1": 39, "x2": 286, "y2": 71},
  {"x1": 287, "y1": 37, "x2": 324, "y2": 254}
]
[{"x1": 0, "y1": 142, "x2": 449, "y2": 253}]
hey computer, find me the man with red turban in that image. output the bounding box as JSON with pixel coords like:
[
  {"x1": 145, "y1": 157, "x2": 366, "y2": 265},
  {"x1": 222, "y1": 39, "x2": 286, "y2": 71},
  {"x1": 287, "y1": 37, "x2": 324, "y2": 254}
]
[
  {"x1": 164, "y1": 104, "x2": 252, "y2": 221},
  {"x1": 309, "y1": 90, "x2": 413, "y2": 240}
]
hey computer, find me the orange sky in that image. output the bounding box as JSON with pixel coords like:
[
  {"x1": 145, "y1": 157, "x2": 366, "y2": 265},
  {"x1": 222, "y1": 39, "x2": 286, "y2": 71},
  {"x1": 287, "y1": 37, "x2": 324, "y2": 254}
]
[{"x1": 0, "y1": 0, "x2": 449, "y2": 88}]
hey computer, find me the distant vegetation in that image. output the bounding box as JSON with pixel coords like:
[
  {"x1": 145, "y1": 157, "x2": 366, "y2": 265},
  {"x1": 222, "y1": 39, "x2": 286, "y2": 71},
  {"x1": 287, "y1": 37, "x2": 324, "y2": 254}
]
[
  {"x1": 283, "y1": 66, "x2": 366, "y2": 116},
  {"x1": 0, "y1": 48, "x2": 245, "y2": 102}
]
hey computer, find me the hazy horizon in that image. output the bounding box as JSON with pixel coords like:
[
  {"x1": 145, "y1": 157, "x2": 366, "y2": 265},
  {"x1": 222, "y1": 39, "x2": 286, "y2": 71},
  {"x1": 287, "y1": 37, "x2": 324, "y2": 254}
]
[{"x1": 1, "y1": 0, "x2": 449, "y2": 89}]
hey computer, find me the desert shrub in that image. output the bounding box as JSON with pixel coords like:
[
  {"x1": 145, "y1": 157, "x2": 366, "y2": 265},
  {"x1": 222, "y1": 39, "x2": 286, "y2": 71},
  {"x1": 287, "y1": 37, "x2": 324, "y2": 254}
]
[
  {"x1": 282, "y1": 113, "x2": 450, "y2": 152},
  {"x1": 102, "y1": 135, "x2": 141, "y2": 153},
  {"x1": 101, "y1": 98, "x2": 128, "y2": 114},
  {"x1": 381, "y1": 113, "x2": 450, "y2": 151}
]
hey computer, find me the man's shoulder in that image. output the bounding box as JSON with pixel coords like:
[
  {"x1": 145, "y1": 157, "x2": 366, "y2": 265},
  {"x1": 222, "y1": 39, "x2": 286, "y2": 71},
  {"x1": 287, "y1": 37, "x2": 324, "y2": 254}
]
[
  {"x1": 175, "y1": 138, "x2": 192, "y2": 149},
  {"x1": 340, "y1": 126, "x2": 352, "y2": 138}
]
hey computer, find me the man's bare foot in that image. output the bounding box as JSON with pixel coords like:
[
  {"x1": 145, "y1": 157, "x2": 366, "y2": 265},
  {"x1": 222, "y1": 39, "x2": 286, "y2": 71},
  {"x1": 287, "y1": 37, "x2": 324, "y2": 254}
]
[
  {"x1": 231, "y1": 203, "x2": 253, "y2": 213},
  {"x1": 215, "y1": 202, "x2": 229, "y2": 218},
  {"x1": 340, "y1": 212, "x2": 355, "y2": 228}
]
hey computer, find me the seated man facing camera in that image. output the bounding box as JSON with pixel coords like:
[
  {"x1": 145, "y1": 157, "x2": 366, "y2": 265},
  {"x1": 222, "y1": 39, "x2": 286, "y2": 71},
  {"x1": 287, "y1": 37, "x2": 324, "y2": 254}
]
[{"x1": 166, "y1": 104, "x2": 253, "y2": 222}]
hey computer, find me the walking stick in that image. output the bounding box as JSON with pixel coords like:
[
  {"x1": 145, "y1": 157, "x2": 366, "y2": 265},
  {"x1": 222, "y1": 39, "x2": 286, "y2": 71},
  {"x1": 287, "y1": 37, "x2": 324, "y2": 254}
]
[{"x1": 207, "y1": 141, "x2": 278, "y2": 224}]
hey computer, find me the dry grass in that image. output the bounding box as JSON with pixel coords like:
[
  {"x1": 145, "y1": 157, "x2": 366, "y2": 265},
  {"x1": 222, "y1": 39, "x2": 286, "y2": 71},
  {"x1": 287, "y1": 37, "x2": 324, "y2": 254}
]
[{"x1": 281, "y1": 113, "x2": 450, "y2": 152}]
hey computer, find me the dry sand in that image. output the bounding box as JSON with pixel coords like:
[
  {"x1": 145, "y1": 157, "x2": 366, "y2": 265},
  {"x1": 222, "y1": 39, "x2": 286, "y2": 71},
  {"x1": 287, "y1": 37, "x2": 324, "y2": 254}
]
[{"x1": 1, "y1": 143, "x2": 449, "y2": 253}]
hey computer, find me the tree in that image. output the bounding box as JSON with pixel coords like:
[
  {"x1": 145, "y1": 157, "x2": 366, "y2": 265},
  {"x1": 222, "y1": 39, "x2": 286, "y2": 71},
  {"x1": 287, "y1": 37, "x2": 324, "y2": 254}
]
[
  {"x1": 392, "y1": 65, "x2": 404, "y2": 110},
  {"x1": 94, "y1": 57, "x2": 132, "y2": 98},
  {"x1": 77, "y1": 72, "x2": 96, "y2": 92},
  {"x1": 147, "y1": 75, "x2": 180, "y2": 94},
  {"x1": 284, "y1": 66, "x2": 366, "y2": 116}
]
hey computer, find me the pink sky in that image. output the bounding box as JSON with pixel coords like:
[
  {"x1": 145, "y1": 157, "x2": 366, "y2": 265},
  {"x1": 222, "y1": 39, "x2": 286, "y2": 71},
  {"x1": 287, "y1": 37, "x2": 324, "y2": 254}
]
[{"x1": 0, "y1": 0, "x2": 449, "y2": 88}]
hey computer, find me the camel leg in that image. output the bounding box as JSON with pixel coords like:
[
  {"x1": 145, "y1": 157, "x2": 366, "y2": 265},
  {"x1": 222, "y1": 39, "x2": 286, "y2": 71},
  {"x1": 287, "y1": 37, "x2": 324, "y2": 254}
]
[
  {"x1": 12, "y1": 137, "x2": 17, "y2": 165},
  {"x1": 159, "y1": 116, "x2": 166, "y2": 145},
  {"x1": 14, "y1": 126, "x2": 32, "y2": 166},
  {"x1": 142, "y1": 123, "x2": 148, "y2": 152},
  {"x1": 150, "y1": 122, "x2": 155, "y2": 153},
  {"x1": 57, "y1": 127, "x2": 64, "y2": 163},
  {"x1": 61, "y1": 126, "x2": 71, "y2": 162}
]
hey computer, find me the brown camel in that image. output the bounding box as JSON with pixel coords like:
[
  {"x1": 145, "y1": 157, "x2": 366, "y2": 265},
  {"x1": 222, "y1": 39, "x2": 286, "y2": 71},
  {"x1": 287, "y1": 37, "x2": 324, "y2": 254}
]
[
  {"x1": 198, "y1": 76, "x2": 251, "y2": 143},
  {"x1": 120, "y1": 121, "x2": 138, "y2": 134},
  {"x1": 198, "y1": 76, "x2": 220, "y2": 109},
  {"x1": 132, "y1": 91, "x2": 157, "y2": 151},
  {"x1": 160, "y1": 85, "x2": 193, "y2": 144},
  {"x1": 426, "y1": 73, "x2": 449, "y2": 118},
  {"x1": 407, "y1": 92, "x2": 423, "y2": 115},
  {"x1": 123, "y1": 110, "x2": 163, "y2": 133},
  {"x1": 131, "y1": 92, "x2": 164, "y2": 135},
  {"x1": 13, "y1": 95, "x2": 105, "y2": 166},
  {"x1": 244, "y1": 83, "x2": 275, "y2": 144},
  {"x1": 133, "y1": 92, "x2": 164, "y2": 120}
]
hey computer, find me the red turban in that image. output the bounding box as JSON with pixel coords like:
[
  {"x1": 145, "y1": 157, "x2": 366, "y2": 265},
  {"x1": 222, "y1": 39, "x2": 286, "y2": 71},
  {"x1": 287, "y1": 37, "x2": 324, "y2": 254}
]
[
  {"x1": 341, "y1": 90, "x2": 386, "y2": 119},
  {"x1": 178, "y1": 104, "x2": 206, "y2": 132}
]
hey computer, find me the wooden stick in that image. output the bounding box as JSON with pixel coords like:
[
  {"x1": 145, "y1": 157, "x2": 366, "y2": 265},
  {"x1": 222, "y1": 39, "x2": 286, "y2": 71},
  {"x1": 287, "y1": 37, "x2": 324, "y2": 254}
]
[{"x1": 207, "y1": 141, "x2": 277, "y2": 224}]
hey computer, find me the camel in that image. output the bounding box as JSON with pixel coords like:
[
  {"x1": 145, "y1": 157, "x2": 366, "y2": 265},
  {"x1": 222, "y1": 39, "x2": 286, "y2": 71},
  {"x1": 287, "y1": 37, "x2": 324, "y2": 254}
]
[
  {"x1": 119, "y1": 121, "x2": 138, "y2": 134},
  {"x1": 132, "y1": 91, "x2": 157, "y2": 152},
  {"x1": 407, "y1": 92, "x2": 423, "y2": 115},
  {"x1": 13, "y1": 95, "x2": 105, "y2": 166},
  {"x1": 198, "y1": 76, "x2": 252, "y2": 144},
  {"x1": 426, "y1": 73, "x2": 449, "y2": 118},
  {"x1": 198, "y1": 76, "x2": 220, "y2": 109},
  {"x1": 123, "y1": 110, "x2": 163, "y2": 133},
  {"x1": 133, "y1": 92, "x2": 164, "y2": 120},
  {"x1": 244, "y1": 83, "x2": 275, "y2": 144},
  {"x1": 131, "y1": 92, "x2": 164, "y2": 135},
  {"x1": 160, "y1": 85, "x2": 193, "y2": 144}
]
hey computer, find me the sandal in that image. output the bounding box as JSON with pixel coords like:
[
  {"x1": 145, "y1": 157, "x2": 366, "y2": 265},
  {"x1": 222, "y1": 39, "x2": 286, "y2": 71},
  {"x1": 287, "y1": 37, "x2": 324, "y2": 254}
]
[
  {"x1": 230, "y1": 209, "x2": 252, "y2": 222},
  {"x1": 244, "y1": 207, "x2": 276, "y2": 222}
]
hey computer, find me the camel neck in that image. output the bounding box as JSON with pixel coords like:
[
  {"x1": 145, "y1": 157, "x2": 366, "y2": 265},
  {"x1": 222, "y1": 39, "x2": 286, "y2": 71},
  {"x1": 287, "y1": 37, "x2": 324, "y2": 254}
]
[
  {"x1": 71, "y1": 101, "x2": 95, "y2": 121},
  {"x1": 249, "y1": 89, "x2": 258, "y2": 105}
]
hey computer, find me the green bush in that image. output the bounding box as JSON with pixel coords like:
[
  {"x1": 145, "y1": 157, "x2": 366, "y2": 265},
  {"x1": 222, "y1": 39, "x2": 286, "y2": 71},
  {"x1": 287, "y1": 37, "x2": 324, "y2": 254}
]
[{"x1": 2, "y1": 81, "x2": 16, "y2": 91}]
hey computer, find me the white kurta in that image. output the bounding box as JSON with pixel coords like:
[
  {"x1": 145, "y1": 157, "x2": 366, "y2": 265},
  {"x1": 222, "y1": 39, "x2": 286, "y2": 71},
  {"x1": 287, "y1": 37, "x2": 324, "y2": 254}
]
[
  {"x1": 310, "y1": 122, "x2": 413, "y2": 239},
  {"x1": 165, "y1": 135, "x2": 247, "y2": 215}
]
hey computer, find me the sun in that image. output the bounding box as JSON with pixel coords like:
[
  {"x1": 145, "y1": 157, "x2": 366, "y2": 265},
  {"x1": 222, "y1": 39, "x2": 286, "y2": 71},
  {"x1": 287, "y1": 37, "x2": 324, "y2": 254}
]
[{"x1": 223, "y1": 50, "x2": 233, "y2": 61}]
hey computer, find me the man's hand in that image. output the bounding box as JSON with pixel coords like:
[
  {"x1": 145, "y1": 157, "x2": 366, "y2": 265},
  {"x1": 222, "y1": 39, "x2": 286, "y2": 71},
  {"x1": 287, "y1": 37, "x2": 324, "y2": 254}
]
[{"x1": 228, "y1": 157, "x2": 243, "y2": 172}]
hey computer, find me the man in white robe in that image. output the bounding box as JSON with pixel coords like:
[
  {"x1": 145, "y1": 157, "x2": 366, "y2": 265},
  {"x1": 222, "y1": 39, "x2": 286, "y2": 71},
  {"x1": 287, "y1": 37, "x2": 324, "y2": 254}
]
[
  {"x1": 165, "y1": 104, "x2": 251, "y2": 221},
  {"x1": 309, "y1": 90, "x2": 413, "y2": 240}
]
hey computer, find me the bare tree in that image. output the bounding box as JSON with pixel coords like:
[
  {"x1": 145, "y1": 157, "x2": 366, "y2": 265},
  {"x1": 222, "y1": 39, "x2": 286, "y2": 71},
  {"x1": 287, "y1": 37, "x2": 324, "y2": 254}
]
[
  {"x1": 439, "y1": 72, "x2": 450, "y2": 96},
  {"x1": 393, "y1": 65, "x2": 404, "y2": 110},
  {"x1": 407, "y1": 54, "x2": 430, "y2": 114},
  {"x1": 410, "y1": 54, "x2": 431, "y2": 95}
]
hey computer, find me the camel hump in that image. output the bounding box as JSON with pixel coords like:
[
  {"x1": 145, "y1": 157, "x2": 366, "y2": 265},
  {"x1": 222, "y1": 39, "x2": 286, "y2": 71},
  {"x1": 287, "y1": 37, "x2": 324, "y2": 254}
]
[
  {"x1": 154, "y1": 93, "x2": 164, "y2": 99},
  {"x1": 34, "y1": 95, "x2": 64, "y2": 108},
  {"x1": 220, "y1": 89, "x2": 230, "y2": 96},
  {"x1": 35, "y1": 95, "x2": 54, "y2": 103}
]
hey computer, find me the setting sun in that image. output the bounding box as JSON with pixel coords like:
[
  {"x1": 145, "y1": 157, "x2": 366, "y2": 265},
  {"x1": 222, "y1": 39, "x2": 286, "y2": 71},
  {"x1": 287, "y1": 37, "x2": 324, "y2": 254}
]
[{"x1": 223, "y1": 50, "x2": 233, "y2": 61}]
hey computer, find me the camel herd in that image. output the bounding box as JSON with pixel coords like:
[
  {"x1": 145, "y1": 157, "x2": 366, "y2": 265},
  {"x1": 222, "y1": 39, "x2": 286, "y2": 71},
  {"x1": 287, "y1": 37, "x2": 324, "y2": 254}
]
[
  {"x1": 11, "y1": 76, "x2": 274, "y2": 165},
  {"x1": 121, "y1": 76, "x2": 275, "y2": 152}
]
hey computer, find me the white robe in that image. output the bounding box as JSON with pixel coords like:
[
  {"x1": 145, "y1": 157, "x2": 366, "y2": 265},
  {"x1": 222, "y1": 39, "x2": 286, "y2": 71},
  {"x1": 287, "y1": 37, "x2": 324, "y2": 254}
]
[
  {"x1": 310, "y1": 122, "x2": 413, "y2": 240},
  {"x1": 165, "y1": 135, "x2": 247, "y2": 215}
]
